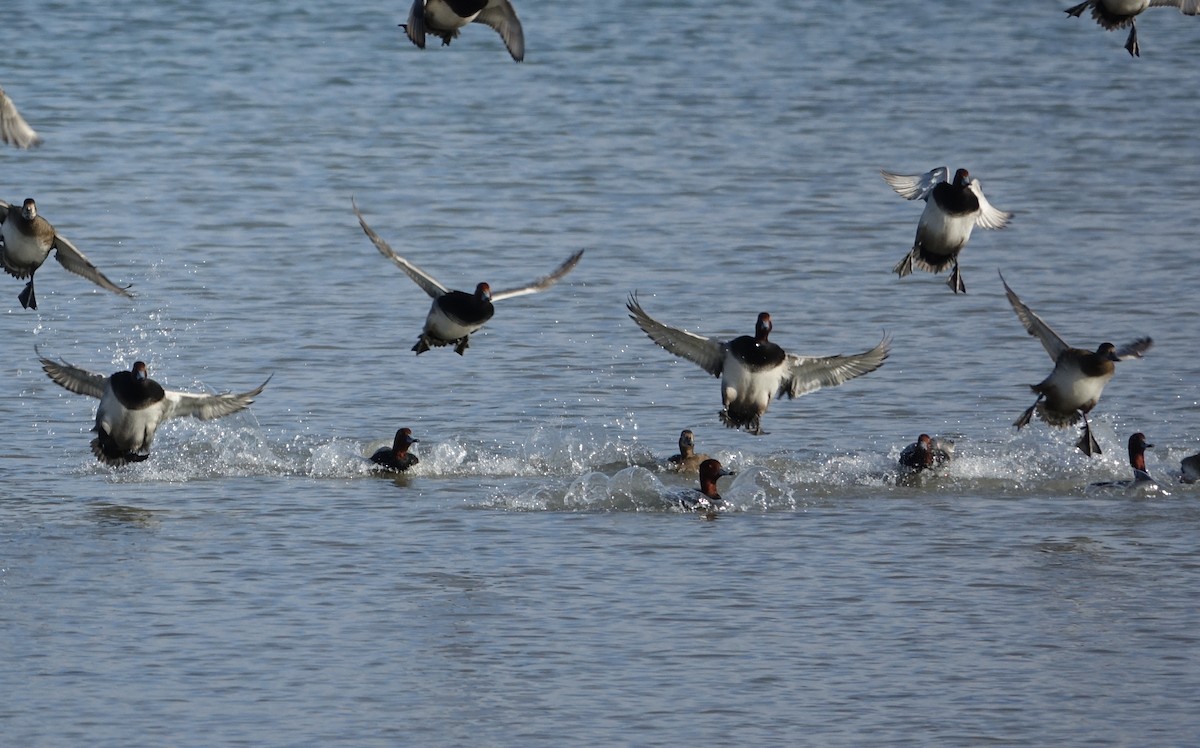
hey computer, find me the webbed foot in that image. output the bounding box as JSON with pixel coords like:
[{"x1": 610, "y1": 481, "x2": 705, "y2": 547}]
[
  {"x1": 18, "y1": 279, "x2": 36, "y2": 310},
  {"x1": 947, "y1": 264, "x2": 966, "y2": 294}
]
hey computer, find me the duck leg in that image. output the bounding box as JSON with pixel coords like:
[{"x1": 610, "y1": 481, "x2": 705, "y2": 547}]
[
  {"x1": 1125, "y1": 22, "x2": 1140, "y2": 57},
  {"x1": 1076, "y1": 413, "x2": 1102, "y2": 456},
  {"x1": 946, "y1": 262, "x2": 966, "y2": 294},
  {"x1": 17, "y1": 272, "x2": 36, "y2": 310},
  {"x1": 453, "y1": 336, "x2": 470, "y2": 355},
  {"x1": 1064, "y1": 1, "x2": 1090, "y2": 17},
  {"x1": 892, "y1": 251, "x2": 916, "y2": 278},
  {"x1": 1014, "y1": 396, "x2": 1041, "y2": 429}
]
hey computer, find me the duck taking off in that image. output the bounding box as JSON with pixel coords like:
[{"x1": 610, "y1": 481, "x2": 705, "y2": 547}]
[
  {"x1": 353, "y1": 200, "x2": 583, "y2": 355},
  {"x1": 1065, "y1": 0, "x2": 1200, "y2": 57},
  {"x1": 402, "y1": 0, "x2": 525, "y2": 61},
  {"x1": 881, "y1": 167, "x2": 1013, "y2": 294},
  {"x1": 626, "y1": 294, "x2": 890, "y2": 435},
  {"x1": 0, "y1": 85, "x2": 41, "y2": 149},
  {"x1": 1001, "y1": 273, "x2": 1151, "y2": 457}
]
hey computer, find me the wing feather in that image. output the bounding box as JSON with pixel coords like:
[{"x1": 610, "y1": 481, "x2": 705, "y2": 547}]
[
  {"x1": 39, "y1": 354, "x2": 108, "y2": 399},
  {"x1": 1000, "y1": 272, "x2": 1070, "y2": 361},
  {"x1": 353, "y1": 199, "x2": 449, "y2": 299},
  {"x1": 626, "y1": 293, "x2": 725, "y2": 378},
  {"x1": 881, "y1": 167, "x2": 949, "y2": 201},
  {"x1": 780, "y1": 334, "x2": 891, "y2": 399},
  {"x1": 490, "y1": 250, "x2": 584, "y2": 302},
  {"x1": 968, "y1": 179, "x2": 1014, "y2": 230},
  {"x1": 161, "y1": 376, "x2": 270, "y2": 421},
  {"x1": 0, "y1": 86, "x2": 42, "y2": 149},
  {"x1": 51, "y1": 234, "x2": 133, "y2": 298},
  {"x1": 476, "y1": 0, "x2": 525, "y2": 61}
]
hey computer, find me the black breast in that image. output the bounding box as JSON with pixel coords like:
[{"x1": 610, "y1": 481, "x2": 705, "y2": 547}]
[
  {"x1": 931, "y1": 181, "x2": 980, "y2": 217},
  {"x1": 445, "y1": 0, "x2": 489, "y2": 18},
  {"x1": 438, "y1": 290, "x2": 495, "y2": 326},
  {"x1": 109, "y1": 371, "x2": 166, "y2": 410},
  {"x1": 727, "y1": 336, "x2": 787, "y2": 370}
]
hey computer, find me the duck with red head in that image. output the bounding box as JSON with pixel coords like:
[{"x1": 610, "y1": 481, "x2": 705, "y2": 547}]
[
  {"x1": 898, "y1": 433, "x2": 955, "y2": 473},
  {"x1": 671, "y1": 458, "x2": 735, "y2": 516},
  {"x1": 881, "y1": 166, "x2": 1013, "y2": 294},
  {"x1": 354, "y1": 200, "x2": 583, "y2": 356},
  {"x1": 627, "y1": 294, "x2": 889, "y2": 435},
  {"x1": 370, "y1": 427, "x2": 420, "y2": 473},
  {"x1": 1002, "y1": 273, "x2": 1151, "y2": 456},
  {"x1": 38, "y1": 352, "x2": 269, "y2": 466},
  {"x1": 1090, "y1": 432, "x2": 1164, "y2": 492}
]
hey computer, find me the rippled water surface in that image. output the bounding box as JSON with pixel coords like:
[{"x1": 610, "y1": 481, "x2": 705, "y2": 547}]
[{"x1": 3, "y1": 1, "x2": 1200, "y2": 745}]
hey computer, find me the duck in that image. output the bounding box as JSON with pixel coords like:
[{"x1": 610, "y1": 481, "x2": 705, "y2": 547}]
[
  {"x1": 667, "y1": 429, "x2": 710, "y2": 474},
  {"x1": 672, "y1": 458, "x2": 735, "y2": 515},
  {"x1": 898, "y1": 433, "x2": 955, "y2": 473},
  {"x1": 1089, "y1": 432, "x2": 1164, "y2": 492},
  {"x1": 353, "y1": 200, "x2": 583, "y2": 355},
  {"x1": 881, "y1": 167, "x2": 1013, "y2": 294},
  {"x1": 1180, "y1": 453, "x2": 1200, "y2": 484},
  {"x1": 1001, "y1": 273, "x2": 1151, "y2": 457},
  {"x1": 38, "y1": 353, "x2": 270, "y2": 466},
  {"x1": 627, "y1": 294, "x2": 890, "y2": 436},
  {"x1": 370, "y1": 427, "x2": 420, "y2": 472},
  {"x1": 1, "y1": 198, "x2": 132, "y2": 310},
  {"x1": 401, "y1": 0, "x2": 525, "y2": 62},
  {"x1": 0, "y1": 85, "x2": 41, "y2": 149},
  {"x1": 1065, "y1": 0, "x2": 1200, "y2": 57}
]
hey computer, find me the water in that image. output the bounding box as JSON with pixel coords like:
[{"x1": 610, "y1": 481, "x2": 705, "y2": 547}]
[{"x1": 3, "y1": 0, "x2": 1200, "y2": 744}]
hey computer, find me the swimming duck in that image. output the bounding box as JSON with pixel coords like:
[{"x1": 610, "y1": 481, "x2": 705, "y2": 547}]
[
  {"x1": 1180, "y1": 453, "x2": 1200, "y2": 484},
  {"x1": 1, "y1": 198, "x2": 132, "y2": 310},
  {"x1": 0, "y1": 85, "x2": 41, "y2": 149},
  {"x1": 370, "y1": 427, "x2": 420, "y2": 472},
  {"x1": 627, "y1": 294, "x2": 890, "y2": 436},
  {"x1": 898, "y1": 433, "x2": 955, "y2": 473},
  {"x1": 38, "y1": 353, "x2": 270, "y2": 466},
  {"x1": 673, "y1": 458, "x2": 735, "y2": 515},
  {"x1": 401, "y1": 0, "x2": 525, "y2": 61},
  {"x1": 353, "y1": 201, "x2": 583, "y2": 355},
  {"x1": 1001, "y1": 273, "x2": 1151, "y2": 457},
  {"x1": 1065, "y1": 0, "x2": 1200, "y2": 57},
  {"x1": 1089, "y1": 432, "x2": 1163, "y2": 491},
  {"x1": 881, "y1": 167, "x2": 1013, "y2": 294},
  {"x1": 667, "y1": 429, "x2": 710, "y2": 474}
]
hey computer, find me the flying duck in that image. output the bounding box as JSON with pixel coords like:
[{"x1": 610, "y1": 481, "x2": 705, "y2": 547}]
[
  {"x1": 370, "y1": 427, "x2": 420, "y2": 472},
  {"x1": 667, "y1": 429, "x2": 710, "y2": 474},
  {"x1": 0, "y1": 85, "x2": 41, "y2": 149},
  {"x1": 353, "y1": 200, "x2": 583, "y2": 355},
  {"x1": 401, "y1": 0, "x2": 525, "y2": 61},
  {"x1": 1, "y1": 198, "x2": 132, "y2": 310},
  {"x1": 627, "y1": 294, "x2": 890, "y2": 435},
  {"x1": 39, "y1": 353, "x2": 270, "y2": 466},
  {"x1": 881, "y1": 167, "x2": 1013, "y2": 294},
  {"x1": 1001, "y1": 273, "x2": 1151, "y2": 456},
  {"x1": 1065, "y1": 0, "x2": 1200, "y2": 57}
]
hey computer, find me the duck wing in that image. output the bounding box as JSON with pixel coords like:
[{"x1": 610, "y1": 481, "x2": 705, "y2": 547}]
[
  {"x1": 50, "y1": 233, "x2": 133, "y2": 298},
  {"x1": 162, "y1": 376, "x2": 270, "y2": 421},
  {"x1": 353, "y1": 200, "x2": 449, "y2": 299},
  {"x1": 779, "y1": 334, "x2": 891, "y2": 399},
  {"x1": 1149, "y1": 0, "x2": 1200, "y2": 13},
  {"x1": 490, "y1": 250, "x2": 584, "y2": 302},
  {"x1": 1000, "y1": 272, "x2": 1069, "y2": 361},
  {"x1": 968, "y1": 178, "x2": 1013, "y2": 230},
  {"x1": 39, "y1": 354, "x2": 107, "y2": 399},
  {"x1": 1115, "y1": 337, "x2": 1153, "y2": 360},
  {"x1": 626, "y1": 293, "x2": 725, "y2": 377},
  {"x1": 476, "y1": 0, "x2": 525, "y2": 61},
  {"x1": 0, "y1": 86, "x2": 42, "y2": 149},
  {"x1": 404, "y1": 0, "x2": 428, "y2": 48},
  {"x1": 880, "y1": 167, "x2": 949, "y2": 201}
]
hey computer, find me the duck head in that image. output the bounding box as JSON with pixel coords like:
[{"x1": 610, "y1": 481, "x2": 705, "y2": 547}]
[
  {"x1": 755, "y1": 312, "x2": 772, "y2": 344},
  {"x1": 21, "y1": 197, "x2": 37, "y2": 220},
  {"x1": 952, "y1": 168, "x2": 970, "y2": 187},
  {"x1": 474, "y1": 282, "x2": 492, "y2": 303}
]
